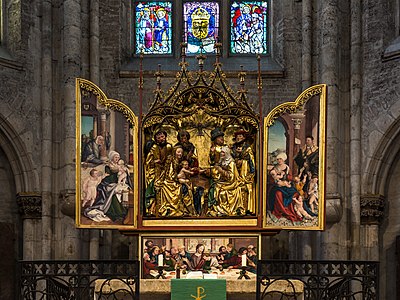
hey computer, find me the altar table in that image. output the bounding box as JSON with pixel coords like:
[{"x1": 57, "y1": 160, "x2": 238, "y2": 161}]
[{"x1": 94, "y1": 275, "x2": 304, "y2": 300}]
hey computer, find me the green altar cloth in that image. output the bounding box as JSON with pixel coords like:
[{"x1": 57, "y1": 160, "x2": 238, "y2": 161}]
[{"x1": 171, "y1": 279, "x2": 226, "y2": 300}]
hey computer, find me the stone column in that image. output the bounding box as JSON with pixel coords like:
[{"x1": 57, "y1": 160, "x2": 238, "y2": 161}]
[
  {"x1": 61, "y1": 0, "x2": 82, "y2": 259},
  {"x1": 90, "y1": 0, "x2": 100, "y2": 84},
  {"x1": 41, "y1": 0, "x2": 53, "y2": 260},
  {"x1": 349, "y1": 0, "x2": 363, "y2": 260},
  {"x1": 103, "y1": 230, "x2": 113, "y2": 259},
  {"x1": 319, "y1": 0, "x2": 343, "y2": 259},
  {"x1": 301, "y1": 0, "x2": 312, "y2": 90},
  {"x1": 90, "y1": 230, "x2": 100, "y2": 260},
  {"x1": 16, "y1": 193, "x2": 42, "y2": 260},
  {"x1": 289, "y1": 112, "x2": 306, "y2": 173},
  {"x1": 89, "y1": 0, "x2": 100, "y2": 260},
  {"x1": 288, "y1": 112, "x2": 310, "y2": 259},
  {"x1": 99, "y1": 112, "x2": 108, "y2": 161}
]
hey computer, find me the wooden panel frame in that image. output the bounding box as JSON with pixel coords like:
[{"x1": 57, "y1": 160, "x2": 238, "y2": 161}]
[
  {"x1": 139, "y1": 232, "x2": 261, "y2": 279},
  {"x1": 75, "y1": 78, "x2": 139, "y2": 229},
  {"x1": 262, "y1": 84, "x2": 327, "y2": 230}
]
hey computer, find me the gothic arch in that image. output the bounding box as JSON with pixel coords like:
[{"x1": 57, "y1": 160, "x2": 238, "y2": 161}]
[
  {"x1": 364, "y1": 116, "x2": 400, "y2": 196},
  {"x1": 0, "y1": 115, "x2": 38, "y2": 192}
]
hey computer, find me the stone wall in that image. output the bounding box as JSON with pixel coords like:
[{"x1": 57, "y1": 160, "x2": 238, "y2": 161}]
[
  {"x1": 0, "y1": 0, "x2": 399, "y2": 296},
  {"x1": 362, "y1": 0, "x2": 400, "y2": 176}
]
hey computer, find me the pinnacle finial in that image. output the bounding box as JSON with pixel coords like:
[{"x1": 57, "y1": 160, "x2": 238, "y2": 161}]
[
  {"x1": 155, "y1": 64, "x2": 163, "y2": 90},
  {"x1": 214, "y1": 39, "x2": 222, "y2": 64},
  {"x1": 180, "y1": 42, "x2": 187, "y2": 63}
]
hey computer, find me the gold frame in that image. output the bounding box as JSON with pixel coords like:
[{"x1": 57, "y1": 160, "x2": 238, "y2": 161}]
[
  {"x1": 75, "y1": 78, "x2": 139, "y2": 229},
  {"x1": 139, "y1": 232, "x2": 261, "y2": 278},
  {"x1": 263, "y1": 84, "x2": 327, "y2": 230},
  {"x1": 139, "y1": 48, "x2": 260, "y2": 229}
]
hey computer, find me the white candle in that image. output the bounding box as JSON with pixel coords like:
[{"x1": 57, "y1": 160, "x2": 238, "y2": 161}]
[
  {"x1": 241, "y1": 254, "x2": 247, "y2": 267},
  {"x1": 158, "y1": 254, "x2": 164, "y2": 267}
]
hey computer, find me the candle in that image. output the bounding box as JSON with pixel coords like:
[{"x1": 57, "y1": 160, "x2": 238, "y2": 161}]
[
  {"x1": 158, "y1": 254, "x2": 164, "y2": 267},
  {"x1": 241, "y1": 254, "x2": 247, "y2": 267}
]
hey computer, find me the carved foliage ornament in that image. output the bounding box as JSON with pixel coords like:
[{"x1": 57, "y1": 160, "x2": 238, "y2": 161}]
[
  {"x1": 264, "y1": 86, "x2": 324, "y2": 127},
  {"x1": 142, "y1": 57, "x2": 258, "y2": 131},
  {"x1": 16, "y1": 192, "x2": 42, "y2": 219},
  {"x1": 78, "y1": 80, "x2": 137, "y2": 127},
  {"x1": 360, "y1": 194, "x2": 385, "y2": 225}
]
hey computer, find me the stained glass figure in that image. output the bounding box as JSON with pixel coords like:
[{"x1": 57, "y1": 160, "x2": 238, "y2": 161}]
[
  {"x1": 184, "y1": 2, "x2": 219, "y2": 54},
  {"x1": 135, "y1": 2, "x2": 172, "y2": 54},
  {"x1": 231, "y1": 1, "x2": 268, "y2": 54}
]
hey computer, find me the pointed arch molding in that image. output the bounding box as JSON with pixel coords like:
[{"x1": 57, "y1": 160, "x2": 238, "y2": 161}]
[
  {"x1": 0, "y1": 115, "x2": 38, "y2": 192},
  {"x1": 76, "y1": 78, "x2": 138, "y2": 127},
  {"x1": 364, "y1": 116, "x2": 400, "y2": 196}
]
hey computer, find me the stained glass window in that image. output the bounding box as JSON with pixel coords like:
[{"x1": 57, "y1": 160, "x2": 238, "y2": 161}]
[
  {"x1": 230, "y1": 1, "x2": 268, "y2": 54},
  {"x1": 135, "y1": 2, "x2": 172, "y2": 54},
  {"x1": 183, "y1": 2, "x2": 220, "y2": 54}
]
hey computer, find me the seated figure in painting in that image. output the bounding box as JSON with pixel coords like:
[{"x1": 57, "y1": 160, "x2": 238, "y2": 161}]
[
  {"x1": 221, "y1": 247, "x2": 248, "y2": 269},
  {"x1": 246, "y1": 245, "x2": 257, "y2": 273},
  {"x1": 164, "y1": 249, "x2": 177, "y2": 271},
  {"x1": 143, "y1": 246, "x2": 161, "y2": 279},
  {"x1": 208, "y1": 146, "x2": 245, "y2": 217},
  {"x1": 81, "y1": 135, "x2": 105, "y2": 165},
  {"x1": 216, "y1": 245, "x2": 227, "y2": 262},
  {"x1": 270, "y1": 167, "x2": 291, "y2": 188},
  {"x1": 176, "y1": 245, "x2": 191, "y2": 270},
  {"x1": 185, "y1": 243, "x2": 220, "y2": 272},
  {"x1": 224, "y1": 243, "x2": 237, "y2": 260},
  {"x1": 84, "y1": 151, "x2": 132, "y2": 223},
  {"x1": 267, "y1": 153, "x2": 303, "y2": 224}
]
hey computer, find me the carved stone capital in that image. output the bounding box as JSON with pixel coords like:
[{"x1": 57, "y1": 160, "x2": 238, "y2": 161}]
[
  {"x1": 16, "y1": 192, "x2": 42, "y2": 219},
  {"x1": 288, "y1": 110, "x2": 306, "y2": 130},
  {"x1": 360, "y1": 194, "x2": 385, "y2": 225},
  {"x1": 60, "y1": 189, "x2": 76, "y2": 218}
]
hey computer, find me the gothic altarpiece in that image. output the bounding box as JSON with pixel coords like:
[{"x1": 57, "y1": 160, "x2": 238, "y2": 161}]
[{"x1": 75, "y1": 45, "x2": 327, "y2": 271}]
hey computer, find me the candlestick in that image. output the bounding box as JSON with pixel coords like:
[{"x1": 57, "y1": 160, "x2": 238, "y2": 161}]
[
  {"x1": 238, "y1": 266, "x2": 251, "y2": 280},
  {"x1": 158, "y1": 254, "x2": 164, "y2": 267},
  {"x1": 241, "y1": 254, "x2": 247, "y2": 267},
  {"x1": 155, "y1": 265, "x2": 167, "y2": 279}
]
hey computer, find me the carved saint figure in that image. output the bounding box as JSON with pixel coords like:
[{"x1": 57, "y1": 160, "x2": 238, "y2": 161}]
[
  {"x1": 231, "y1": 129, "x2": 256, "y2": 214},
  {"x1": 144, "y1": 130, "x2": 173, "y2": 216},
  {"x1": 208, "y1": 146, "x2": 245, "y2": 216},
  {"x1": 175, "y1": 130, "x2": 199, "y2": 170},
  {"x1": 209, "y1": 127, "x2": 226, "y2": 166},
  {"x1": 158, "y1": 146, "x2": 196, "y2": 217}
]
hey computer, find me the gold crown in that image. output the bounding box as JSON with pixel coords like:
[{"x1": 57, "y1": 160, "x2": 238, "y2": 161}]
[{"x1": 192, "y1": 7, "x2": 211, "y2": 21}]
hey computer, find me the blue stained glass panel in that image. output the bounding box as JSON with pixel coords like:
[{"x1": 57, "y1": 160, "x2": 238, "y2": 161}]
[
  {"x1": 184, "y1": 2, "x2": 220, "y2": 54},
  {"x1": 230, "y1": 1, "x2": 268, "y2": 54},
  {"x1": 135, "y1": 2, "x2": 172, "y2": 54}
]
